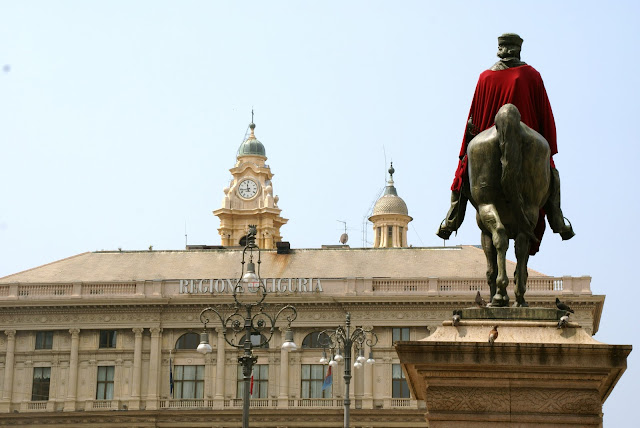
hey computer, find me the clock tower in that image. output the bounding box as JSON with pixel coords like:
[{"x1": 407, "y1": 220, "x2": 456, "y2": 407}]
[{"x1": 213, "y1": 122, "x2": 288, "y2": 249}]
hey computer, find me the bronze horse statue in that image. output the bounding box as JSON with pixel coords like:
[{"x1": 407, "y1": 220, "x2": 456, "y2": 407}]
[{"x1": 467, "y1": 104, "x2": 551, "y2": 307}]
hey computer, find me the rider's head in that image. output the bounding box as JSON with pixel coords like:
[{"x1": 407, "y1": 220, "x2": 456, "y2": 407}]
[{"x1": 497, "y1": 33, "x2": 523, "y2": 60}]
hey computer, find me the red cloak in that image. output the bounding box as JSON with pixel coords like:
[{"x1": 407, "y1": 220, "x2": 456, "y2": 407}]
[{"x1": 452, "y1": 65, "x2": 557, "y2": 254}]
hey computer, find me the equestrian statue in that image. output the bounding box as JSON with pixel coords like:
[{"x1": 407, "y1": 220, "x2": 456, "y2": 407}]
[{"x1": 437, "y1": 33, "x2": 575, "y2": 307}]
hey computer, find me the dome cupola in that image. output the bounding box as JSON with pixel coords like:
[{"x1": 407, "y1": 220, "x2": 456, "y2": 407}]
[
  {"x1": 372, "y1": 164, "x2": 409, "y2": 216},
  {"x1": 237, "y1": 123, "x2": 266, "y2": 158},
  {"x1": 369, "y1": 163, "x2": 412, "y2": 248}
]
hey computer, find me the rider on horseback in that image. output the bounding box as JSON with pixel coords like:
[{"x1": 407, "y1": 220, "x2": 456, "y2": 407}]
[{"x1": 437, "y1": 33, "x2": 574, "y2": 253}]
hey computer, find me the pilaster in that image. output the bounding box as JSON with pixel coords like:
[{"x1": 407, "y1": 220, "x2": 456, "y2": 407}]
[
  {"x1": 213, "y1": 327, "x2": 226, "y2": 408},
  {"x1": 0, "y1": 330, "x2": 16, "y2": 412},
  {"x1": 129, "y1": 327, "x2": 144, "y2": 410},
  {"x1": 278, "y1": 328, "x2": 289, "y2": 407},
  {"x1": 63, "y1": 328, "x2": 80, "y2": 412},
  {"x1": 145, "y1": 327, "x2": 162, "y2": 410}
]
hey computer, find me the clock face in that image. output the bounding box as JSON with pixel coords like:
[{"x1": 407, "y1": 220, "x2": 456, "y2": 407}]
[{"x1": 238, "y1": 179, "x2": 259, "y2": 199}]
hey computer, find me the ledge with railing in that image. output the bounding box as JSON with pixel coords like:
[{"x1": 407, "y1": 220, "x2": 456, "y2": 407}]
[
  {"x1": 0, "y1": 276, "x2": 591, "y2": 301},
  {"x1": 0, "y1": 282, "x2": 139, "y2": 300},
  {"x1": 155, "y1": 398, "x2": 418, "y2": 410},
  {"x1": 19, "y1": 401, "x2": 55, "y2": 412},
  {"x1": 84, "y1": 399, "x2": 121, "y2": 411},
  {"x1": 371, "y1": 276, "x2": 591, "y2": 295}
]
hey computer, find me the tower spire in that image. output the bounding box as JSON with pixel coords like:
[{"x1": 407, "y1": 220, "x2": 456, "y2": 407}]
[{"x1": 249, "y1": 109, "x2": 256, "y2": 138}]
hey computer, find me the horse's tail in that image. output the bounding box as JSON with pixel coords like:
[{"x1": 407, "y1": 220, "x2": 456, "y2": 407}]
[{"x1": 495, "y1": 104, "x2": 537, "y2": 240}]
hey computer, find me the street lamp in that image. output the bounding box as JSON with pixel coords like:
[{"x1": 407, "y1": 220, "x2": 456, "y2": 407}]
[
  {"x1": 197, "y1": 225, "x2": 297, "y2": 428},
  {"x1": 318, "y1": 313, "x2": 377, "y2": 428}
]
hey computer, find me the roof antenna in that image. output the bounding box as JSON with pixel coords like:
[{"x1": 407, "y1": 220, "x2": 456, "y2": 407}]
[
  {"x1": 184, "y1": 221, "x2": 188, "y2": 247},
  {"x1": 337, "y1": 220, "x2": 348, "y2": 244},
  {"x1": 251, "y1": 108, "x2": 254, "y2": 123},
  {"x1": 382, "y1": 145, "x2": 387, "y2": 184}
]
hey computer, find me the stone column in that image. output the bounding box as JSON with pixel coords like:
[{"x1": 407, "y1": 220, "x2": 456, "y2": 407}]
[
  {"x1": 278, "y1": 328, "x2": 289, "y2": 407},
  {"x1": 129, "y1": 328, "x2": 143, "y2": 410},
  {"x1": 145, "y1": 327, "x2": 162, "y2": 410},
  {"x1": 0, "y1": 330, "x2": 16, "y2": 412},
  {"x1": 63, "y1": 328, "x2": 80, "y2": 411},
  {"x1": 213, "y1": 328, "x2": 226, "y2": 408}
]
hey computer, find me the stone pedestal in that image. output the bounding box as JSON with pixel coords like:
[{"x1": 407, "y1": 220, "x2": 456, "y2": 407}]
[{"x1": 396, "y1": 310, "x2": 631, "y2": 428}]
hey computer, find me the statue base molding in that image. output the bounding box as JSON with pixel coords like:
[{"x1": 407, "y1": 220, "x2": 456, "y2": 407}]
[{"x1": 396, "y1": 313, "x2": 630, "y2": 427}]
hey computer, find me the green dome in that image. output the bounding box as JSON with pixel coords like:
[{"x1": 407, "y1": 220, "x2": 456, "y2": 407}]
[{"x1": 237, "y1": 123, "x2": 266, "y2": 157}]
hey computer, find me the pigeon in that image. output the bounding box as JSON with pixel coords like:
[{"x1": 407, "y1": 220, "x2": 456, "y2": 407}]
[
  {"x1": 555, "y1": 297, "x2": 574, "y2": 314},
  {"x1": 475, "y1": 291, "x2": 487, "y2": 307},
  {"x1": 488, "y1": 326, "x2": 499, "y2": 344},
  {"x1": 452, "y1": 313, "x2": 461, "y2": 326},
  {"x1": 557, "y1": 312, "x2": 570, "y2": 329}
]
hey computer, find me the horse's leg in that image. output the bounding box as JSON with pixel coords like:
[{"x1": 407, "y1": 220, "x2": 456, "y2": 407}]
[
  {"x1": 477, "y1": 204, "x2": 509, "y2": 307},
  {"x1": 513, "y1": 232, "x2": 530, "y2": 307},
  {"x1": 480, "y1": 229, "x2": 497, "y2": 301}
]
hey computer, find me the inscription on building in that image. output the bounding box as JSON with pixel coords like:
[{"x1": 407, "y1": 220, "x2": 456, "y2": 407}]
[{"x1": 179, "y1": 278, "x2": 324, "y2": 294}]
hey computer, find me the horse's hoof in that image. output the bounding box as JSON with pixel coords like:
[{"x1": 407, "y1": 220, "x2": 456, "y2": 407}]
[{"x1": 513, "y1": 301, "x2": 529, "y2": 308}]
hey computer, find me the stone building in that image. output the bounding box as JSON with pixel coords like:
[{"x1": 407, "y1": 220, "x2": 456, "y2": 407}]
[{"x1": 0, "y1": 123, "x2": 603, "y2": 427}]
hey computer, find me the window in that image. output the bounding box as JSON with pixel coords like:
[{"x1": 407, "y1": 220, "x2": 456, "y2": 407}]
[
  {"x1": 238, "y1": 332, "x2": 269, "y2": 349},
  {"x1": 174, "y1": 365, "x2": 204, "y2": 399},
  {"x1": 237, "y1": 364, "x2": 268, "y2": 398},
  {"x1": 99, "y1": 330, "x2": 117, "y2": 348},
  {"x1": 31, "y1": 367, "x2": 51, "y2": 401},
  {"x1": 392, "y1": 364, "x2": 410, "y2": 398},
  {"x1": 387, "y1": 226, "x2": 393, "y2": 247},
  {"x1": 301, "y1": 364, "x2": 331, "y2": 398},
  {"x1": 399, "y1": 226, "x2": 404, "y2": 245},
  {"x1": 35, "y1": 331, "x2": 53, "y2": 350},
  {"x1": 392, "y1": 328, "x2": 410, "y2": 344},
  {"x1": 302, "y1": 332, "x2": 325, "y2": 349},
  {"x1": 96, "y1": 366, "x2": 115, "y2": 400},
  {"x1": 175, "y1": 333, "x2": 199, "y2": 350}
]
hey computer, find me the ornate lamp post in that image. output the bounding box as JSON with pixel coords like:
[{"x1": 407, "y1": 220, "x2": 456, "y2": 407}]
[
  {"x1": 196, "y1": 225, "x2": 297, "y2": 428},
  {"x1": 318, "y1": 313, "x2": 377, "y2": 428}
]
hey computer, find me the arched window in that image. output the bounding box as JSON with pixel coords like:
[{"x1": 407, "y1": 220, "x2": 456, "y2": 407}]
[
  {"x1": 302, "y1": 332, "x2": 325, "y2": 349},
  {"x1": 238, "y1": 332, "x2": 269, "y2": 349},
  {"x1": 175, "y1": 333, "x2": 200, "y2": 350}
]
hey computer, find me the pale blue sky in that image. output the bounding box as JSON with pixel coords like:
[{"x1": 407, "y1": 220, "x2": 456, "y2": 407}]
[{"x1": 1, "y1": 1, "x2": 639, "y2": 425}]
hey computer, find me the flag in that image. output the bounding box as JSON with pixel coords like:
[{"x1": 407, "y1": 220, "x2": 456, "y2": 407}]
[
  {"x1": 169, "y1": 351, "x2": 174, "y2": 398},
  {"x1": 250, "y1": 372, "x2": 254, "y2": 396},
  {"x1": 322, "y1": 366, "x2": 332, "y2": 391}
]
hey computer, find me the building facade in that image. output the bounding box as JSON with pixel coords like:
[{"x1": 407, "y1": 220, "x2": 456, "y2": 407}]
[{"x1": 0, "y1": 123, "x2": 603, "y2": 427}]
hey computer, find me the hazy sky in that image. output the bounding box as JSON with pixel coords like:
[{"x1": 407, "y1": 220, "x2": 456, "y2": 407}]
[{"x1": 1, "y1": 1, "x2": 639, "y2": 425}]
